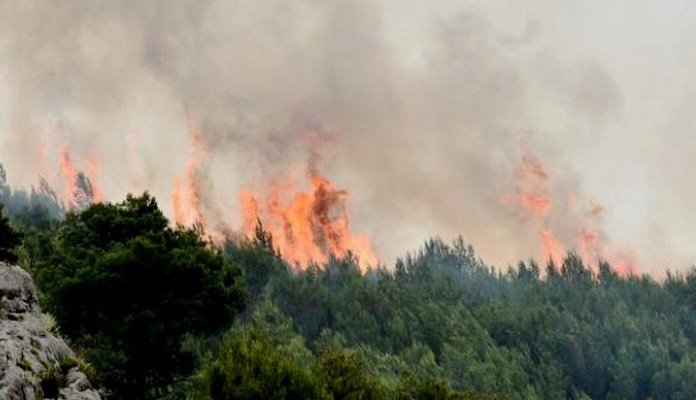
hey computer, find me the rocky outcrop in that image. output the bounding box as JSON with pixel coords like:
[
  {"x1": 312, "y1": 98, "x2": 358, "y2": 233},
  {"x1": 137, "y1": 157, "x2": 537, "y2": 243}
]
[{"x1": 0, "y1": 263, "x2": 101, "y2": 400}]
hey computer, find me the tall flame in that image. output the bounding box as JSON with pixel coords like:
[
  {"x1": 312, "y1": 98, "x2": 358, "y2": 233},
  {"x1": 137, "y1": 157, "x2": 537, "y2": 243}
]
[
  {"x1": 86, "y1": 155, "x2": 103, "y2": 203},
  {"x1": 59, "y1": 147, "x2": 79, "y2": 206},
  {"x1": 239, "y1": 174, "x2": 378, "y2": 269},
  {"x1": 171, "y1": 113, "x2": 207, "y2": 227},
  {"x1": 238, "y1": 136, "x2": 378, "y2": 270},
  {"x1": 501, "y1": 153, "x2": 565, "y2": 265},
  {"x1": 502, "y1": 150, "x2": 637, "y2": 275},
  {"x1": 56, "y1": 146, "x2": 103, "y2": 209}
]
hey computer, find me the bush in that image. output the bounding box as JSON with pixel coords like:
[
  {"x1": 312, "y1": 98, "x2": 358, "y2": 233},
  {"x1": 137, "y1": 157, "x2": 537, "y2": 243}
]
[
  {"x1": 30, "y1": 193, "x2": 246, "y2": 399},
  {"x1": 194, "y1": 330, "x2": 329, "y2": 400},
  {"x1": 0, "y1": 203, "x2": 20, "y2": 263}
]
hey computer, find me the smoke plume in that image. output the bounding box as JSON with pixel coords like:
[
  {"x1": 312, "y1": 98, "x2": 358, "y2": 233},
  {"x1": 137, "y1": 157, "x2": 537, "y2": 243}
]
[{"x1": 1, "y1": 1, "x2": 693, "y2": 274}]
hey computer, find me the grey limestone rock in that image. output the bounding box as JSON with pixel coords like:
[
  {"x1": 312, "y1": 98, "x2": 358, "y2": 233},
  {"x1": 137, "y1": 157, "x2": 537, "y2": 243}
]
[{"x1": 0, "y1": 263, "x2": 101, "y2": 400}]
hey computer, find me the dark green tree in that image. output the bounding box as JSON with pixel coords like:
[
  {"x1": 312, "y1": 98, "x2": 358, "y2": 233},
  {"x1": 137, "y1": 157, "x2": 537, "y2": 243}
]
[
  {"x1": 0, "y1": 203, "x2": 21, "y2": 263},
  {"x1": 314, "y1": 345, "x2": 386, "y2": 400},
  {"x1": 224, "y1": 220, "x2": 287, "y2": 301},
  {"x1": 30, "y1": 193, "x2": 246, "y2": 399}
]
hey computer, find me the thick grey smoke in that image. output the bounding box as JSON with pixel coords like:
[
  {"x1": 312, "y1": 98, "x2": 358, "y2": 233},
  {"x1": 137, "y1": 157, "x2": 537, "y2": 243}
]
[{"x1": 0, "y1": 0, "x2": 692, "y2": 274}]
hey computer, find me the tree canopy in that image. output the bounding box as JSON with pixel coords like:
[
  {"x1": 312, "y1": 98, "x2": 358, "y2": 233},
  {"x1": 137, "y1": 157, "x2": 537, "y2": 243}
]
[
  {"x1": 0, "y1": 203, "x2": 20, "y2": 263},
  {"x1": 26, "y1": 193, "x2": 246, "y2": 399},
  {"x1": 6, "y1": 189, "x2": 696, "y2": 399}
]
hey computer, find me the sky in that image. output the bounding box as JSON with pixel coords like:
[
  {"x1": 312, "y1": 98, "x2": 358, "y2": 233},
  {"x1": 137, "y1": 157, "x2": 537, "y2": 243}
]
[{"x1": 1, "y1": 0, "x2": 696, "y2": 275}]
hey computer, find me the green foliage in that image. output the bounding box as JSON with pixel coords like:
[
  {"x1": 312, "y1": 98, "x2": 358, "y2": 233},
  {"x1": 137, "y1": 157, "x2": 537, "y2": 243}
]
[
  {"x1": 195, "y1": 331, "x2": 328, "y2": 400},
  {"x1": 314, "y1": 345, "x2": 385, "y2": 400},
  {"x1": 0, "y1": 203, "x2": 21, "y2": 263},
  {"x1": 16, "y1": 358, "x2": 33, "y2": 373},
  {"x1": 39, "y1": 356, "x2": 81, "y2": 399},
  {"x1": 192, "y1": 301, "x2": 495, "y2": 400},
  {"x1": 28, "y1": 193, "x2": 246, "y2": 399},
  {"x1": 0, "y1": 164, "x2": 64, "y2": 230},
  {"x1": 15, "y1": 190, "x2": 696, "y2": 400},
  {"x1": 220, "y1": 234, "x2": 696, "y2": 400},
  {"x1": 394, "y1": 375, "x2": 491, "y2": 400},
  {"x1": 223, "y1": 221, "x2": 287, "y2": 301},
  {"x1": 192, "y1": 303, "x2": 329, "y2": 400},
  {"x1": 40, "y1": 366, "x2": 62, "y2": 399},
  {"x1": 59, "y1": 356, "x2": 79, "y2": 374}
]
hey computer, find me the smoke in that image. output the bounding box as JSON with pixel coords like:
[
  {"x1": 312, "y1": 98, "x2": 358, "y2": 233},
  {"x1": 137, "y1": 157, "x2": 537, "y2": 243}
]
[{"x1": 0, "y1": 0, "x2": 692, "y2": 275}]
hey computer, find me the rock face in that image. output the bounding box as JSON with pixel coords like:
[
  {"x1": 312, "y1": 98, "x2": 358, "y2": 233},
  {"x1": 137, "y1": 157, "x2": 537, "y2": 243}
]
[{"x1": 0, "y1": 263, "x2": 101, "y2": 399}]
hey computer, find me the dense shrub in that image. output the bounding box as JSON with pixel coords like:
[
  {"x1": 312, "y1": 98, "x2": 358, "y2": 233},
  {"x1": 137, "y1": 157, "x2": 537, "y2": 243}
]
[{"x1": 29, "y1": 194, "x2": 246, "y2": 399}]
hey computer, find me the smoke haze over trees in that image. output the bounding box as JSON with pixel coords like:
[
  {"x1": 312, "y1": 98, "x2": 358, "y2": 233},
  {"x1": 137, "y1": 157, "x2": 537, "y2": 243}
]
[
  {"x1": 3, "y1": 1, "x2": 696, "y2": 398},
  {"x1": 2, "y1": 1, "x2": 696, "y2": 274}
]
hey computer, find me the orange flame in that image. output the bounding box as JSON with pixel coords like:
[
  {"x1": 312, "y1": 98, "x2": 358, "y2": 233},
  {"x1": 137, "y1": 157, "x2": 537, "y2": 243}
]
[
  {"x1": 86, "y1": 155, "x2": 103, "y2": 203},
  {"x1": 540, "y1": 228, "x2": 565, "y2": 267},
  {"x1": 57, "y1": 146, "x2": 103, "y2": 208},
  {"x1": 172, "y1": 113, "x2": 207, "y2": 227},
  {"x1": 607, "y1": 252, "x2": 638, "y2": 277},
  {"x1": 502, "y1": 150, "x2": 638, "y2": 275},
  {"x1": 59, "y1": 147, "x2": 79, "y2": 206},
  {"x1": 239, "y1": 151, "x2": 378, "y2": 270},
  {"x1": 578, "y1": 227, "x2": 600, "y2": 262},
  {"x1": 502, "y1": 152, "x2": 565, "y2": 265}
]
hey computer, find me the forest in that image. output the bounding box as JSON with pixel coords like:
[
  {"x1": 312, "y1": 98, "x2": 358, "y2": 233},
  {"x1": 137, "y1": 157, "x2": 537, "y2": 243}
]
[{"x1": 2, "y1": 171, "x2": 696, "y2": 400}]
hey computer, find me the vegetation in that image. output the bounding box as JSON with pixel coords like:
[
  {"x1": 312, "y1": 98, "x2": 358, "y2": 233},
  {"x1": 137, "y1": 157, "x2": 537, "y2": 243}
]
[
  {"x1": 0, "y1": 203, "x2": 20, "y2": 263},
  {"x1": 190, "y1": 302, "x2": 475, "y2": 400},
  {"x1": 5, "y1": 186, "x2": 696, "y2": 399},
  {"x1": 0, "y1": 164, "x2": 64, "y2": 230},
  {"x1": 23, "y1": 194, "x2": 246, "y2": 399},
  {"x1": 39, "y1": 357, "x2": 80, "y2": 399}
]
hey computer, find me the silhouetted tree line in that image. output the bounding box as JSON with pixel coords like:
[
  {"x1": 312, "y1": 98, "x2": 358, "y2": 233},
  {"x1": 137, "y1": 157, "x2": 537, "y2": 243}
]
[{"x1": 3, "y1": 185, "x2": 696, "y2": 399}]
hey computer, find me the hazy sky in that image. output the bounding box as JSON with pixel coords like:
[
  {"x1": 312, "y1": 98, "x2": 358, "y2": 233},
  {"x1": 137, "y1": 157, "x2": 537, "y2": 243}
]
[{"x1": 1, "y1": 1, "x2": 695, "y2": 275}]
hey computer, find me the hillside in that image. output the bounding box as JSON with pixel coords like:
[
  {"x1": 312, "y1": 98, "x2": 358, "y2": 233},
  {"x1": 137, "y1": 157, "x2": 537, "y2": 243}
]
[{"x1": 2, "y1": 195, "x2": 696, "y2": 399}]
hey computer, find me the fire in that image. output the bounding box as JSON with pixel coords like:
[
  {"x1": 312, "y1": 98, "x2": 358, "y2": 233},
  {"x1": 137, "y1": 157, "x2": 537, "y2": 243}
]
[
  {"x1": 578, "y1": 228, "x2": 600, "y2": 262},
  {"x1": 501, "y1": 152, "x2": 565, "y2": 265},
  {"x1": 502, "y1": 150, "x2": 638, "y2": 275},
  {"x1": 86, "y1": 155, "x2": 103, "y2": 203},
  {"x1": 608, "y1": 252, "x2": 638, "y2": 277},
  {"x1": 540, "y1": 228, "x2": 565, "y2": 267},
  {"x1": 239, "y1": 148, "x2": 378, "y2": 270},
  {"x1": 56, "y1": 146, "x2": 103, "y2": 209},
  {"x1": 171, "y1": 113, "x2": 207, "y2": 227},
  {"x1": 59, "y1": 147, "x2": 79, "y2": 206}
]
